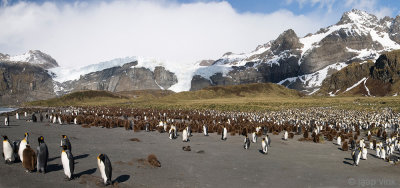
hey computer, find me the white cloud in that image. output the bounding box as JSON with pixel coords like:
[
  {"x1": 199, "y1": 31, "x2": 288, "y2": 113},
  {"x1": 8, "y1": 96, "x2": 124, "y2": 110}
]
[{"x1": 0, "y1": 0, "x2": 331, "y2": 68}]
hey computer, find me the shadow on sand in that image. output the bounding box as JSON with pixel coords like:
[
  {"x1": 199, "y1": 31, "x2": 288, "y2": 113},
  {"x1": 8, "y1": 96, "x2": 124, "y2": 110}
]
[
  {"x1": 114, "y1": 175, "x2": 130, "y2": 184},
  {"x1": 47, "y1": 164, "x2": 63, "y2": 173},
  {"x1": 48, "y1": 156, "x2": 60, "y2": 162},
  {"x1": 74, "y1": 154, "x2": 90, "y2": 160},
  {"x1": 75, "y1": 168, "x2": 97, "y2": 178}
]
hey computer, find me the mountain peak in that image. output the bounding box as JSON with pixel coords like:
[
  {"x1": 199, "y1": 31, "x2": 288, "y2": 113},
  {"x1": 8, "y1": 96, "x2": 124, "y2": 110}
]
[
  {"x1": 338, "y1": 9, "x2": 378, "y2": 26},
  {"x1": 0, "y1": 50, "x2": 59, "y2": 69},
  {"x1": 271, "y1": 29, "x2": 302, "y2": 54}
]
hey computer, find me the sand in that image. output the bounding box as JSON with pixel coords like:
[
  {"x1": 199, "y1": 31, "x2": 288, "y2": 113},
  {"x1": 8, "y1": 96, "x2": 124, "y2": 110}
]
[{"x1": 1, "y1": 116, "x2": 400, "y2": 188}]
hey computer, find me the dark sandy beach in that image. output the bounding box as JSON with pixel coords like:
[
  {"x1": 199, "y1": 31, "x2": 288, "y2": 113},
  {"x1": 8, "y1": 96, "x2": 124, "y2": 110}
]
[{"x1": 1, "y1": 115, "x2": 399, "y2": 188}]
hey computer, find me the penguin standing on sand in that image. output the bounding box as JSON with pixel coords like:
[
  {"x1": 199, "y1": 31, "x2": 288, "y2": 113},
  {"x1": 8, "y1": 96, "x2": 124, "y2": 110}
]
[
  {"x1": 169, "y1": 127, "x2": 176, "y2": 140},
  {"x1": 252, "y1": 132, "x2": 257, "y2": 143},
  {"x1": 261, "y1": 138, "x2": 268, "y2": 154},
  {"x1": 39, "y1": 113, "x2": 43, "y2": 122},
  {"x1": 369, "y1": 141, "x2": 373, "y2": 150},
  {"x1": 16, "y1": 112, "x2": 19, "y2": 120},
  {"x1": 381, "y1": 147, "x2": 386, "y2": 160},
  {"x1": 361, "y1": 146, "x2": 367, "y2": 160},
  {"x1": 352, "y1": 147, "x2": 361, "y2": 166},
  {"x1": 266, "y1": 135, "x2": 271, "y2": 147},
  {"x1": 61, "y1": 145, "x2": 74, "y2": 180},
  {"x1": 376, "y1": 146, "x2": 381, "y2": 158},
  {"x1": 203, "y1": 125, "x2": 208, "y2": 136},
  {"x1": 37, "y1": 136, "x2": 48, "y2": 173},
  {"x1": 97, "y1": 154, "x2": 112, "y2": 186},
  {"x1": 61, "y1": 135, "x2": 72, "y2": 152},
  {"x1": 2, "y1": 136, "x2": 15, "y2": 163},
  {"x1": 18, "y1": 133, "x2": 29, "y2": 163},
  {"x1": 22, "y1": 144, "x2": 37, "y2": 172},
  {"x1": 4, "y1": 115, "x2": 9, "y2": 126},
  {"x1": 186, "y1": 125, "x2": 192, "y2": 137},
  {"x1": 221, "y1": 126, "x2": 227, "y2": 140},
  {"x1": 182, "y1": 128, "x2": 189, "y2": 142},
  {"x1": 244, "y1": 135, "x2": 250, "y2": 149},
  {"x1": 32, "y1": 114, "x2": 37, "y2": 122},
  {"x1": 337, "y1": 136, "x2": 341, "y2": 146},
  {"x1": 283, "y1": 131, "x2": 288, "y2": 141}
]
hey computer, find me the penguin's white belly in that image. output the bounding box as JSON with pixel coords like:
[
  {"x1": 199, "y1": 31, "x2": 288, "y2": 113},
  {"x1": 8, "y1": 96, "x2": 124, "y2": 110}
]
[
  {"x1": 182, "y1": 130, "x2": 188, "y2": 141},
  {"x1": 337, "y1": 138, "x2": 341, "y2": 145},
  {"x1": 262, "y1": 141, "x2": 266, "y2": 153},
  {"x1": 356, "y1": 154, "x2": 360, "y2": 165},
  {"x1": 18, "y1": 140, "x2": 27, "y2": 162},
  {"x1": 61, "y1": 152, "x2": 71, "y2": 178},
  {"x1": 362, "y1": 149, "x2": 367, "y2": 159},
  {"x1": 381, "y1": 150, "x2": 386, "y2": 159},
  {"x1": 223, "y1": 129, "x2": 227, "y2": 139},
  {"x1": 3, "y1": 142, "x2": 14, "y2": 161},
  {"x1": 98, "y1": 160, "x2": 107, "y2": 184},
  {"x1": 203, "y1": 126, "x2": 207, "y2": 135},
  {"x1": 369, "y1": 143, "x2": 373, "y2": 149}
]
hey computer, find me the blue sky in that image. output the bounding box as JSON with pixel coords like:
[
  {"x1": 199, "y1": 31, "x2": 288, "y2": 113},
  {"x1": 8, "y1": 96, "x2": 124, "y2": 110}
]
[
  {"x1": 3, "y1": 0, "x2": 399, "y2": 16},
  {"x1": 0, "y1": 0, "x2": 399, "y2": 67}
]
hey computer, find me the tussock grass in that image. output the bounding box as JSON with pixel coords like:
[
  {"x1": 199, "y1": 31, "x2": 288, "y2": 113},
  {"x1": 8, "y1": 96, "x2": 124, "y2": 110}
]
[{"x1": 24, "y1": 83, "x2": 400, "y2": 112}]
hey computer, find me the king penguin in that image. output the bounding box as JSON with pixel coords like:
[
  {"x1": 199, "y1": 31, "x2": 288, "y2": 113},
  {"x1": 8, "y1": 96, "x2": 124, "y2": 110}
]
[
  {"x1": 18, "y1": 133, "x2": 29, "y2": 163},
  {"x1": 361, "y1": 146, "x2": 367, "y2": 160},
  {"x1": 352, "y1": 147, "x2": 361, "y2": 166},
  {"x1": 203, "y1": 125, "x2": 208, "y2": 136},
  {"x1": 61, "y1": 145, "x2": 74, "y2": 180},
  {"x1": 4, "y1": 115, "x2": 9, "y2": 126},
  {"x1": 337, "y1": 135, "x2": 341, "y2": 146},
  {"x1": 22, "y1": 144, "x2": 37, "y2": 172},
  {"x1": 252, "y1": 132, "x2": 257, "y2": 143},
  {"x1": 97, "y1": 154, "x2": 112, "y2": 186},
  {"x1": 376, "y1": 146, "x2": 381, "y2": 158},
  {"x1": 381, "y1": 147, "x2": 386, "y2": 160},
  {"x1": 37, "y1": 136, "x2": 49, "y2": 173},
  {"x1": 261, "y1": 138, "x2": 268, "y2": 154},
  {"x1": 221, "y1": 126, "x2": 227, "y2": 140},
  {"x1": 61, "y1": 135, "x2": 72, "y2": 152},
  {"x1": 266, "y1": 135, "x2": 271, "y2": 147},
  {"x1": 244, "y1": 135, "x2": 250, "y2": 149},
  {"x1": 15, "y1": 112, "x2": 19, "y2": 120},
  {"x1": 283, "y1": 131, "x2": 288, "y2": 141},
  {"x1": 182, "y1": 128, "x2": 189, "y2": 142},
  {"x1": 2, "y1": 136, "x2": 15, "y2": 164}
]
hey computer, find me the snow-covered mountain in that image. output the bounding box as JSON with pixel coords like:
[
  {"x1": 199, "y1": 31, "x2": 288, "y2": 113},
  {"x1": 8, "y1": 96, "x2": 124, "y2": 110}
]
[
  {"x1": 190, "y1": 9, "x2": 400, "y2": 94},
  {"x1": 0, "y1": 50, "x2": 59, "y2": 69},
  {"x1": 3, "y1": 9, "x2": 400, "y2": 104}
]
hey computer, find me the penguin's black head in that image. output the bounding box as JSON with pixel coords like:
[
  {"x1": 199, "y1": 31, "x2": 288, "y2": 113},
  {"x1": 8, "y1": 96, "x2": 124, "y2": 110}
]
[
  {"x1": 2, "y1": 135, "x2": 8, "y2": 140},
  {"x1": 98, "y1": 154, "x2": 105, "y2": 161},
  {"x1": 38, "y1": 136, "x2": 44, "y2": 143},
  {"x1": 62, "y1": 135, "x2": 67, "y2": 139},
  {"x1": 24, "y1": 132, "x2": 29, "y2": 137}
]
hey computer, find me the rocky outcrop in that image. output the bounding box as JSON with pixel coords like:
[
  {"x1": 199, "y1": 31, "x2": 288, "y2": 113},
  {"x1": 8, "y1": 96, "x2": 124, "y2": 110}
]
[
  {"x1": 0, "y1": 62, "x2": 55, "y2": 105},
  {"x1": 318, "y1": 50, "x2": 400, "y2": 96},
  {"x1": 67, "y1": 61, "x2": 178, "y2": 92}
]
